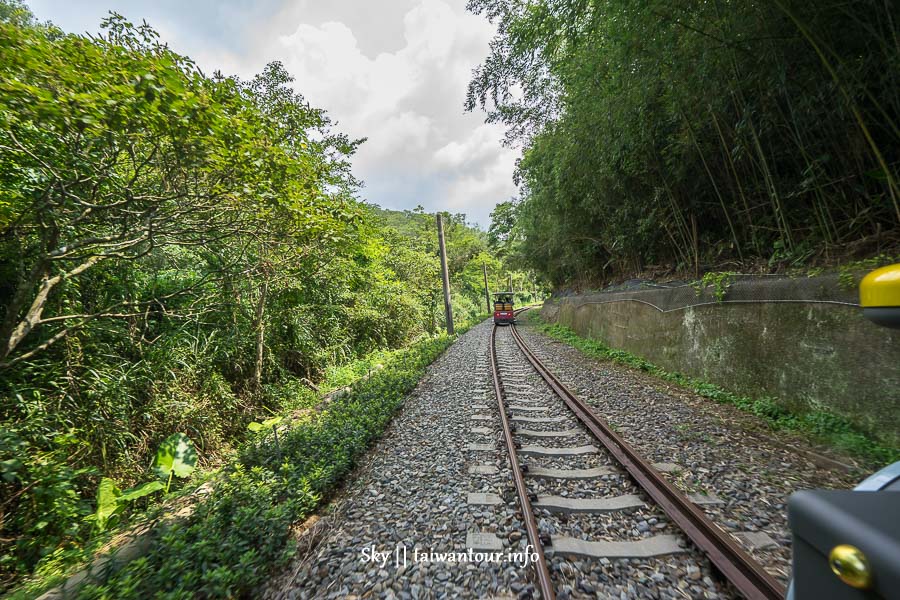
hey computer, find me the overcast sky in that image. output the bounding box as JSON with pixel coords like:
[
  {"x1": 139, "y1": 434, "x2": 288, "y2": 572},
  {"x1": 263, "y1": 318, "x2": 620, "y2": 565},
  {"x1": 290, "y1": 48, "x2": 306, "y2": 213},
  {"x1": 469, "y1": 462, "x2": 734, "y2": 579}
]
[{"x1": 26, "y1": 0, "x2": 517, "y2": 228}]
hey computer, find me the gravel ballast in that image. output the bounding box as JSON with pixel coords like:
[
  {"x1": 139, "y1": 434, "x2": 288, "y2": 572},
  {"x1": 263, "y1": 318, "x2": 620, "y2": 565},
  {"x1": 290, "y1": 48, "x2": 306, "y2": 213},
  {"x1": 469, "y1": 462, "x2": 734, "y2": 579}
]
[
  {"x1": 266, "y1": 316, "x2": 859, "y2": 599},
  {"x1": 514, "y1": 314, "x2": 860, "y2": 585},
  {"x1": 268, "y1": 321, "x2": 527, "y2": 599}
]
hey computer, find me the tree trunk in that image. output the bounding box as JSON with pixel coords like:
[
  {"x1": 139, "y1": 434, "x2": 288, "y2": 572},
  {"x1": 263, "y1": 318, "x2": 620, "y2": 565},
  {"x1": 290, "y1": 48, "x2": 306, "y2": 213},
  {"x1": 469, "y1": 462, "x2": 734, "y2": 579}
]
[
  {"x1": 1, "y1": 255, "x2": 102, "y2": 361},
  {"x1": 253, "y1": 278, "x2": 268, "y2": 391}
]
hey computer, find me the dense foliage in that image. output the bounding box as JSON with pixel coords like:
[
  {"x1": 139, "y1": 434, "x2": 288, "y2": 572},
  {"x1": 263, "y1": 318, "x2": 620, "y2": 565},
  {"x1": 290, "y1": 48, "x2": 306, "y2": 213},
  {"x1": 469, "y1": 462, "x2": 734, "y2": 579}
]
[
  {"x1": 0, "y1": 6, "x2": 517, "y2": 590},
  {"x1": 469, "y1": 0, "x2": 900, "y2": 285},
  {"x1": 71, "y1": 333, "x2": 458, "y2": 599}
]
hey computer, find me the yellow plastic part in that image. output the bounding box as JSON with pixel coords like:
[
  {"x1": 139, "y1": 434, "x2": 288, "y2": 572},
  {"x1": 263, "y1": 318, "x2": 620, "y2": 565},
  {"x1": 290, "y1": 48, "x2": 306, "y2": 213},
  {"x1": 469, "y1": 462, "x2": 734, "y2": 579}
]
[
  {"x1": 829, "y1": 544, "x2": 873, "y2": 590},
  {"x1": 859, "y1": 263, "x2": 900, "y2": 307}
]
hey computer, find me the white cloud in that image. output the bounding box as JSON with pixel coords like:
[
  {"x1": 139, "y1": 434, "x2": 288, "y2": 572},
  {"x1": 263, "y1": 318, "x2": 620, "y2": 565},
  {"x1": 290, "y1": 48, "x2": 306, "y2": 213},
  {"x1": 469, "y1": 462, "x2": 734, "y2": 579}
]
[
  {"x1": 271, "y1": 0, "x2": 517, "y2": 227},
  {"x1": 434, "y1": 123, "x2": 508, "y2": 170},
  {"x1": 442, "y1": 145, "x2": 519, "y2": 213}
]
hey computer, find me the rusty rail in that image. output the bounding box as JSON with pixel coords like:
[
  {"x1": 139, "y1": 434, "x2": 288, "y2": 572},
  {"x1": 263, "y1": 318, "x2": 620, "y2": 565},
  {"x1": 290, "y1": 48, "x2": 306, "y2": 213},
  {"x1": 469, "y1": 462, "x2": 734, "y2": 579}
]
[
  {"x1": 489, "y1": 323, "x2": 556, "y2": 599},
  {"x1": 507, "y1": 317, "x2": 785, "y2": 600}
]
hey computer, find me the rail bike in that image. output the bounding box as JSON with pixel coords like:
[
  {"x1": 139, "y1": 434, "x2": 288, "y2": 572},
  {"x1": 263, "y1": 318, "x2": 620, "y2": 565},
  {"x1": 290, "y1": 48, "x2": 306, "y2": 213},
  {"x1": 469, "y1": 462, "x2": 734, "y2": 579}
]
[{"x1": 493, "y1": 291, "x2": 516, "y2": 325}]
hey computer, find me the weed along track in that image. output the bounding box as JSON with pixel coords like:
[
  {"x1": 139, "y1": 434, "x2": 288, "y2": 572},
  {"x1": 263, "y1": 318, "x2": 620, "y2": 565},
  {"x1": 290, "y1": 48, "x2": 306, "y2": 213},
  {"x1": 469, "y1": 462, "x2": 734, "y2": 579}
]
[{"x1": 474, "y1": 311, "x2": 785, "y2": 599}]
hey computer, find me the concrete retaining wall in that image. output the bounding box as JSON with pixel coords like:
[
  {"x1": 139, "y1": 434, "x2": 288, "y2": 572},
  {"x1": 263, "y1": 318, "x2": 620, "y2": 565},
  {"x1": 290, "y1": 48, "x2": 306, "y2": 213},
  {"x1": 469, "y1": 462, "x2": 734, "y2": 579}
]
[{"x1": 542, "y1": 276, "x2": 899, "y2": 447}]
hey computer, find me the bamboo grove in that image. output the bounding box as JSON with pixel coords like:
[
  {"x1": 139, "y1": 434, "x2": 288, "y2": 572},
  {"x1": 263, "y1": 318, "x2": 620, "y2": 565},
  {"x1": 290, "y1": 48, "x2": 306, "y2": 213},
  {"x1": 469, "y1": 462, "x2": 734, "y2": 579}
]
[
  {"x1": 0, "y1": 5, "x2": 533, "y2": 588},
  {"x1": 469, "y1": 0, "x2": 900, "y2": 285}
]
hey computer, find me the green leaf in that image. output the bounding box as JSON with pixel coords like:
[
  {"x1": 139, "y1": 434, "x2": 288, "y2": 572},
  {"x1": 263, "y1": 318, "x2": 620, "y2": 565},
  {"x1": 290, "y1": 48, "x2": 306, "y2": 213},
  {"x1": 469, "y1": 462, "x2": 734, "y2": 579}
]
[
  {"x1": 0, "y1": 459, "x2": 22, "y2": 483},
  {"x1": 94, "y1": 477, "x2": 121, "y2": 531},
  {"x1": 153, "y1": 433, "x2": 198, "y2": 481},
  {"x1": 261, "y1": 416, "x2": 283, "y2": 428},
  {"x1": 865, "y1": 167, "x2": 888, "y2": 181},
  {"x1": 248, "y1": 416, "x2": 282, "y2": 432},
  {"x1": 118, "y1": 480, "x2": 165, "y2": 503}
]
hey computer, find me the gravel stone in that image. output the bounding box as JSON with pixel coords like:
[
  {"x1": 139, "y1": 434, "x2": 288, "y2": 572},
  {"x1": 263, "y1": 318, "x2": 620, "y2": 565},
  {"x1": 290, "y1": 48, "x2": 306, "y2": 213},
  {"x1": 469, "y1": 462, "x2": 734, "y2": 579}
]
[
  {"x1": 514, "y1": 314, "x2": 860, "y2": 586},
  {"x1": 263, "y1": 316, "x2": 859, "y2": 599}
]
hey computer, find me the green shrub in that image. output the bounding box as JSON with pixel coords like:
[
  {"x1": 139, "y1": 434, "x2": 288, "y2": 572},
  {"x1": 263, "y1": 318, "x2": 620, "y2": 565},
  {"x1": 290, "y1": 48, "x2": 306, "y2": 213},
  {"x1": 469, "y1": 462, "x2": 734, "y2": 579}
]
[
  {"x1": 0, "y1": 427, "x2": 94, "y2": 583},
  {"x1": 67, "y1": 332, "x2": 455, "y2": 598}
]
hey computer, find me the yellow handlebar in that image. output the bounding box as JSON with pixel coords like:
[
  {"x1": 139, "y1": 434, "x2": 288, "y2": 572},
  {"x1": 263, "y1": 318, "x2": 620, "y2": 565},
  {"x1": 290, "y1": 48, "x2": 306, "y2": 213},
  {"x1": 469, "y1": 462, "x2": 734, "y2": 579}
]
[
  {"x1": 860, "y1": 264, "x2": 900, "y2": 307},
  {"x1": 860, "y1": 263, "x2": 900, "y2": 329}
]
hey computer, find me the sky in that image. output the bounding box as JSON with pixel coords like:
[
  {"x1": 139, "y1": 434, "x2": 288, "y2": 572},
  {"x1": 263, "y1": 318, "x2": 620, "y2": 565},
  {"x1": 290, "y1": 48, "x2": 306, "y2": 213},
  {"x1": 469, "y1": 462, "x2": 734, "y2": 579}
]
[{"x1": 26, "y1": 0, "x2": 518, "y2": 228}]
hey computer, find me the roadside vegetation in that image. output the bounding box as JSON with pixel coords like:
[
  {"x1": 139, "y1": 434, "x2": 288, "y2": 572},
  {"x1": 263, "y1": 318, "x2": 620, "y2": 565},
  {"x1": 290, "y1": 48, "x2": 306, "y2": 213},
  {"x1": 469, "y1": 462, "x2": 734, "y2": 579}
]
[
  {"x1": 528, "y1": 314, "x2": 899, "y2": 467},
  {"x1": 471, "y1": 0, "x2": 899, "y2": 286},
  {"x1": 11, "y1": 332, "x2": 460, "y2": 599},
  {"x1": 0, "y1": 3, "x2": 532, "y2": 593}
]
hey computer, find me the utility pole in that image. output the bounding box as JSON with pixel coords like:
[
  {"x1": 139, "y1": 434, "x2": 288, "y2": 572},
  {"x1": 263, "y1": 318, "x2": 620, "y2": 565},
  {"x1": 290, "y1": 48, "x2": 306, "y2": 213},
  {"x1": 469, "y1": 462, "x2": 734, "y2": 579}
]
[
  {"x1": 436, "y1": 214, "x2": 454, "y2": 335},
  {"x1": 508, "y1": 274, "x2": 513, "y2": 293},
  {"x1": 483, "y1": 263, "x2": 491, "y2": 312}
]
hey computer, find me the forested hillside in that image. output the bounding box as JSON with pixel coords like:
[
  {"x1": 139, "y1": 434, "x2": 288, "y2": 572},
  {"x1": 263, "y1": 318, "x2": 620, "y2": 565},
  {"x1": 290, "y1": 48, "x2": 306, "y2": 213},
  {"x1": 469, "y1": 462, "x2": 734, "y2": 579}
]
[
  {"x1": 469, "y1": 0, "x2": 900, "y2": 285},
  {"x1": 0, "y1": 5, "x2": 529, "y2": 591}
]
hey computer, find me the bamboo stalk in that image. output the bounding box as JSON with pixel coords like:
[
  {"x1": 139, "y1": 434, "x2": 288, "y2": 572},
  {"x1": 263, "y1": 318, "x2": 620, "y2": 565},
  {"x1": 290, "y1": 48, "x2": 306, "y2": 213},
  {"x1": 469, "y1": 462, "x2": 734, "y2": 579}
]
[
  {"x1": 772, "y1": 0, "x2": 900, "y2": 223},
  {"x1": 682, "y1": 110, "x2": 744, "y2": 261}
]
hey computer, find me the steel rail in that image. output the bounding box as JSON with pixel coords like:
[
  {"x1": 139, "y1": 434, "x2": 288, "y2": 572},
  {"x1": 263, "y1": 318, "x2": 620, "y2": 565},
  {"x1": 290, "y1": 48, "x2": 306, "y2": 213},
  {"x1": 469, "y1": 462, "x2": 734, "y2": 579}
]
[
  {"x1": 489, "y1": 323, "x2": 556, "y2": 600},
  {"x1": 507, "y1": 320, "x2": 785, "y2": 600}
]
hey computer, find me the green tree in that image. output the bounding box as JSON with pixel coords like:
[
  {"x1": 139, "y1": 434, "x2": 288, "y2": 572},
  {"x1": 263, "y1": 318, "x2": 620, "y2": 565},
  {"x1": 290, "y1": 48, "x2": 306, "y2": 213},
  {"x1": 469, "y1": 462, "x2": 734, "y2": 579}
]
[{"x1": 469, "y1": 0, "x2": 900, "y2": 286}]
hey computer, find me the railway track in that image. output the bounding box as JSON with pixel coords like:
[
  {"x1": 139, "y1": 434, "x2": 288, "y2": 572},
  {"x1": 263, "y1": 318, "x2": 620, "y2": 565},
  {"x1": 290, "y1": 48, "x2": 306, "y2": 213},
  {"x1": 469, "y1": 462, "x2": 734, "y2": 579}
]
[{"x1": 486, "y1": 311, "x2": 785, "y2": 599}]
